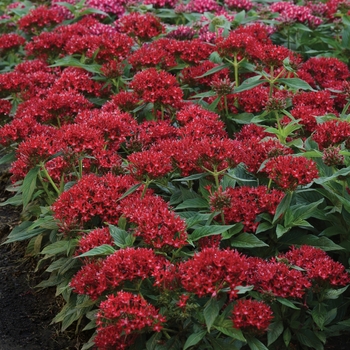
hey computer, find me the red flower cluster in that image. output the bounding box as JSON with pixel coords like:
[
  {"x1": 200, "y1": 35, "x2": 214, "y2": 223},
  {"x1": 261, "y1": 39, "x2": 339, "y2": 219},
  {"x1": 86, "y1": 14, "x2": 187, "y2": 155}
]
[
  {"x1": 298, "y1": 57, "x2": 350, "y2": 90},
  {"x1": 118, "y1": 12, "x2": 165, "y2": 41},
  {"x1": 95, "y1": 291, "x2": 166, "y2": 350},
  {"x1": 270, "y1": 2, "x2": 322, "y2": 26},
  {"x1": 264, "y1": 155, "x2": 319, "y2": 191},
  {"x1": 130, "y1": 68, "x2": 183, "y2": 109},
  {"x1": 178, "y1": 247, "x2": 250, "y2": 298},
  {"x1": 127, "y1": 149, "x2": 173, "y2": 180},
  {"x1": 210, "y1": 186, "x2": 284, "y2": 232},
  {"x1": 121, "y1": 193, "x2": 188, "y2": 249},
  {"x1": 52, "y1": 174, "x2": 137, "y2": 231},
  {"x1": 231, "y1": 299, "x2": 273, "y2": 333},
  {"x1": 225, "y1": 0, "x2": 253, "y2": 11},
  {"x1": 76, "y1": 227, "x2": 113, "y2": 256},
  {"x1": 17, "y1": 5, "x2": 65, "y2": 33},
  {"x1": 247, "y1": 258, "x2": 312, "y2": 299},
  {"x1": 71, "y1": 248, "x2": 167, "y2": 298},
  {"x1": 0, "y1": 33, "x2": 25, "y2": 54},
  {"x1": 280, "y1": 245, "x2": 350, "y2": 287},
  {"x1": 312, "y1": 119, "x2": 350, "y2": 150}
]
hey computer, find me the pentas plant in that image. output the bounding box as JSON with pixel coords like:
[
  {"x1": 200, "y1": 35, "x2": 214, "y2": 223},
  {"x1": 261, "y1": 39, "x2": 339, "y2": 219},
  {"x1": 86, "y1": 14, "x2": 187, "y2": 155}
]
[{"x1": 1, "y1": 0, "x2": 350, "y2": 350}]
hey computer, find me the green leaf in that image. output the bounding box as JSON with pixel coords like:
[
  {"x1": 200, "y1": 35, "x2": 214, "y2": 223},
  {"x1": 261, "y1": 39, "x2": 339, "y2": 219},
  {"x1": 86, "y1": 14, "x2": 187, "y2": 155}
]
[
  {"x1": 208, "y1": 336, "x2": 239, "y2": 350},
  {"x1": 195, "y1": 64, "x2": 229, "y2": 78},
  {"x1": 283, "y1": 328, "x2": 292, "y2": 347},
  {"x1": 0, "y1": 193, "x2": 23, "y2": 207},
  {"x1": 204, "y1": 298, "x2": 220, "y2": 332},
  {"x1": 276, "y1": 224, "x2": 290, "y2": 238},
  {"x1": 311, "y1": 303, "x2": 326, "y2": 330},
  {"x1": 256, "y1": 222, "x2": 274, "y2": 234},
  {"x1": 0, "y1": 151, "x2": 15, "y2": 165},
  {"x1": 277, "y1": 78, "x2": 316, "y2": 91},
  {"x1": 214, "y1": 320, "x2": 246, "y2": 342},
  {"x1": 22, "y1": 166, "x2": 40, "y2": 208},
  {"x1": 50, "y1": 56, "x2": 102, "y2": 74},
  {"x1": 76, "y1": 244, "x2": 116, "y2": 258},
  {"x1": 208, "y1": 96, "x2": 221, "y2": 112},
  {"x1": 184, "y1": 213, "x2": 212, "y2": 229},
  {"x1": 281, "y1": 234, "x2": 344, "y2": 252},
  {"x1": 173, "y1": 173, "x2": 208, "y2": 181},
  {"x1": 233, "y1": 76, "x2": 267, "y2": 93},
  {"x1": 284, "y1": 199, "x2": 324, "y2": 227},
  {"x1": 176, "y1": 197, "x2": 209, "y2": 210},
  {"x1": 273, "y1": 192, "x2": 293, "y2": 224},
  {"x1": 116, "y1": 183, "x2": 142, "y2": 202},
  {"x1": 4, "y1": 221, "x2": 47, "y2": 244},
  {"x1": 276, "y1": 297, "x2": 300, "y2": 310},
  {"x1": 146, "y1": 333, "x2": 163, "y2": 350},
  {"x1": 221, "y1": 223, "x2": 244, "y2": 239},
  {"x1": 268, "y1": 321, "x2": 284, "y2": 346},
  {"x1": 41, "y1": 240, "x2": 73, "y2": 256},
  {"x1": 324, "y1": 286, "x2": 349, "y2": 300},
  {"x1": 246, "y1": 336, "x2": 269, "y2": 350},
  {"x1": 109, "y1": 224, "x2": 134, "y2": 248},
  {"x1": 231, "y1": 232, "x2": 269, "y2": 248},
  {"x1": 189, "y1": 225, "x2": 236, "y2": 242},
  {"x1": 183, "y1": 330, "x2": 207, "y2": 350},
  {"x1": 296, "y1": 329, "x2": 323, "y2": 350}
]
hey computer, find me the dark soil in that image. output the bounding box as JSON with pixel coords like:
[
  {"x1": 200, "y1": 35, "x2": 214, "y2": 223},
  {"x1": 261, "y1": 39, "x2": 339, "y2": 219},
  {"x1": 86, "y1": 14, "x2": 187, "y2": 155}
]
[
  {"x1": 0, "y1": 170, "x2": 81, "y2": 350},
  {"x1": 0, "y1": 169, "x2": 349, "y2": 350}
]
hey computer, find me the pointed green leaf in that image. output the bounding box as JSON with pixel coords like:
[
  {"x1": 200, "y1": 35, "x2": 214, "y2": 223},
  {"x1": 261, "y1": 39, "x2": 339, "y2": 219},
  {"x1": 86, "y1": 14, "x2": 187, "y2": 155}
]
[
  {"x1": 246, "y1": 336, "x2": 269, "y2": 350},
  {"x1": 196, "y1": 64, "x2": 229, "y2": 78},
  {"x1": 214, "y1": 320, "x2": 246, "y2": 342},
  {"x1": 277, "y1": 78, "x2": 316, "y2": 91},
  {"x1": 204, "y1": 298, "x2": 220, "y2": 332},
  {"x1": 183, "y1": 330, "x2": 206, "y2": 350},
  {"x1": 176, "y1": 197, "x2": 209, "y2": 210},
  {"x1": 76, "y1": 244, "x2": 116, "y2": 258},
  {"x1": 189, "y1": 225, "x2": 236, "y2": 242},
  {"x1": 22, "y1": 166, "x2": 40, "y2": 208},
  {"x1": 234, "y1": 76, "x2": 267, "y2": 93},
  {"x1": 109, "y1": 224, "x2": 134, "y2": 248},
  {"x1": 231, "y1": 232, "x2": 268, "y2": 248},
  {"x1": 276, "y1": 297, "x2": 300, "y2": 310},
  {"x1": 268, "y1": 321, "x2": 284, "y2": 346}
]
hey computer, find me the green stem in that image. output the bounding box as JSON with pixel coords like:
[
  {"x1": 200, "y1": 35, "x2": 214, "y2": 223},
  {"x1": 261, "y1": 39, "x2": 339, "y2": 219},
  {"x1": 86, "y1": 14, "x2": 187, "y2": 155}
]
[
  {"x1": 269, "y1": 66, "x2": 275, "y2": 98},
  {"x1": 41, "y1": 164, "x2": 61, "y2": 195},
  {"x1": 233, "y1": 54, "x2": 240, "y2": 87},
  {"x1": 224, "y1": 95, "x2": 228, "y2": 116},
  {"x1": 78, "y1": 158, "x2": 83, "y2": 179},
  {"x1": 141, "y1": 177, "x2": 152, "y2": 199}
]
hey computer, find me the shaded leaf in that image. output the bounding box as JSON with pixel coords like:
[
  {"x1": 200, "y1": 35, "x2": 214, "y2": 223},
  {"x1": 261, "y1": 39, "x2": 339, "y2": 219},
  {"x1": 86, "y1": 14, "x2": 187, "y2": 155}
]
[{"x1": 183, "y1": 330, "x2": 206, "y2": 350}]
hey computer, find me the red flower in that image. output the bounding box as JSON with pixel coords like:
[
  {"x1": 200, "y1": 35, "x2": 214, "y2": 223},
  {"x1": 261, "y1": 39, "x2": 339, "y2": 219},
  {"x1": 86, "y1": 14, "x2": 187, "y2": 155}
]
[
  {"x1": 312, "y1": 119, "x2": 350, "y2": 150},
  {"x1": 95, "y1": 292, "x2": 166, "y2": 350},
  {"x1": 210, "y1": 186, "x2": 284, "y2": 232},
  {"x1": 264, "y1": 155, "x2": 319, "y2": 191},
  {"x1": 76, "y1": 227, "x2": 113, "y2": 255},
  {"x1": 52, "y1": 174, "x2": 137, "y2": 231},
  {"x1": 17, "y1": 5, "x2": 65, "y2": 33},
  {"x1": 247, "y1": 258, "x2": 312, "y2": 299},
  {"x1": 178, "y1": 247, "x2": 250, "y2": 298},
  {"x1": 130, "y1": 68, "x2": 183, "y2": 110},
  {"x1": 121, "y1": 193, "x2": 188, "y2": 249},
  {"x1": 231, "y1": 299, "x2": 273, "y2": 333},
  {"x1": 127, "y1": 149, "x2": 173, "y2": 180},
  {"x1": 297, "y1": 57, "x2": 350, "y2": 90},
  {"x1": 280, "y1": 246, "x2": 350, "y2": 287},
  {"x1": 118, "y1": 12, "x2": 165, "y2": 41},
  {"x1": 0, "y1": 33, "x2": 25, "y2": 53}
]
